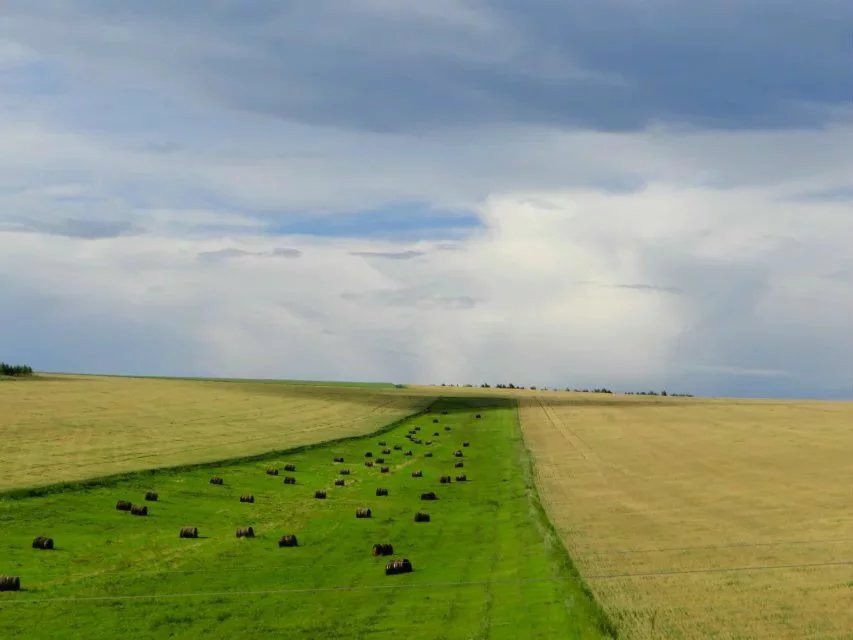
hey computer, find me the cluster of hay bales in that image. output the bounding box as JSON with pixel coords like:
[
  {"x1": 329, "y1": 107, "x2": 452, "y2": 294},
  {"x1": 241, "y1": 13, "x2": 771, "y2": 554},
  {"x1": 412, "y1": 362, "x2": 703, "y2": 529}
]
[
  {"x1": 32, "y1": 536, "x2": 54, "y2": 550},
  {"x1": 372, "y1": 543, "x2": 393, "y2": 556},
  {"x1": 314, "y1": 490, "x2": 327, "y2": 499},
  {"x1": 210, "y1": 476, "x2": 224, "y2": 485},
  {"x1": 456, "y1": 474, "x2": 467, "y2": 482},
  {"x1": 414, "y1": 512, "x2": 430, "y2": 522},
  {"x1": 144, "y1": 491, "x2": 158, "y2": 501},
  {"x1": 130, "y1": 504, "x2": 148, "y2": 516},
  {"x1": 283, "y1": 476, "x2": 296, "y2": 485},
  {"x1": 440, "y1": 476, "x2": 451, "y2": 484},
  {"x1": 0, "y1": 576, "x2": 21, "y2": 591},
  {"x1": 385, "y1": 558, "x2": 412, "y2": 575},
  {"x1": 356, "y1": 508, "x2": 372, "y2": 519},
  {"x1": 266, "y1": 467, "x2": 279, "y2": 476},
  {"x1": 179, "y1": 527, "x2": 198, "y2": 539},
  {"x1": 116, "y1": 500, "x2": 132, "y2": 511},
  {"x1": 240, "y1": 494, "x2": 255, "y2": 503},
  {"x1": 411, "y1": 470, "x2": 423, "y2": 478},
  {"x1": 278, "y1": 534, "x2": 298, "y2": 547},
  {"x1": 375, "y1": 487, "x2": 389, "y2": 496},
  {"x1": 420, "y1": 492, "x2": 437, "y2": 501},
  {"x1": 284, "y1": 464, "x2": 296, "y2": 472},
  {"x1": 236, "y1": 526, "x2": 255, "y2": 538}
]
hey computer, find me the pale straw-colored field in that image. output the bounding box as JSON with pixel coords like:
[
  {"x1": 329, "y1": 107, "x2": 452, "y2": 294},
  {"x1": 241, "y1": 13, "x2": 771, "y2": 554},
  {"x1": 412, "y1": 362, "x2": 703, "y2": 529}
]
[
  {"x1": 519, "y1": 393, "x2": 853, "y2": 639},
  {"x1": 0, "y1": 375, "x2": 432, "y2": 491}
]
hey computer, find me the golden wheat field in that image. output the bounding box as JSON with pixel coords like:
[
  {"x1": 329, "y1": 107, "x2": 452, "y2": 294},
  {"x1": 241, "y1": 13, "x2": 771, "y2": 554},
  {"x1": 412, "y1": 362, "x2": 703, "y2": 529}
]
[
  {"x1": 0, "y1": 375, "x2": 432, "y2": 491},
  {"x1": 519, "y1": 393, "x2": 853, "y2": 639}
]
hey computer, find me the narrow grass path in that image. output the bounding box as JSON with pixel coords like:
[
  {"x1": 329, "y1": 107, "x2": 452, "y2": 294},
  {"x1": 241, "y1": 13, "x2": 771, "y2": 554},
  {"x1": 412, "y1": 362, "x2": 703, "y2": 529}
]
[{"x1": 0, "y1": 397, "x2": 611, "y2": 639}]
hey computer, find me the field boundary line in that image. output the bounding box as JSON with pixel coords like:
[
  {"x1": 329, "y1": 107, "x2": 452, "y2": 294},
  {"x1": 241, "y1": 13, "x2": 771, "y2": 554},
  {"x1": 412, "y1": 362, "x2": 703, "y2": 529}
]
[{"x1": 587, "y1": 558, "x2": 853, "y2": 580}]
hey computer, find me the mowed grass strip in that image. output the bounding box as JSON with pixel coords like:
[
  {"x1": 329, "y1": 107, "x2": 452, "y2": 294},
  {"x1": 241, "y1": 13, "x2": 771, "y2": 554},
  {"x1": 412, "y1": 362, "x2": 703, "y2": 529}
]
[
  {"x1": 520, "y1": 393, "x2": 853, "y2": 639},
  {"x1": 0, "y1": 375, "x2": 431, "y2": 491},
  {"x1": 0, "y1": 397, "x2": 611, "y2": 639}
]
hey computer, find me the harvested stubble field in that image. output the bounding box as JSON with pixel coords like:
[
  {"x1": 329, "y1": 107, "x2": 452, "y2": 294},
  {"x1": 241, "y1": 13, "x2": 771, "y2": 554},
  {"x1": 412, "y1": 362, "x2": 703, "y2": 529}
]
[
  {"x1": 0, "y1": 374, "x2": 431, "y2": 491},
  {"x1": 520, "y1": 393, "x2": 853, "y2": 639},
  {"x1": 0, "y1": 394, "x2": 610, "y2": 639}
]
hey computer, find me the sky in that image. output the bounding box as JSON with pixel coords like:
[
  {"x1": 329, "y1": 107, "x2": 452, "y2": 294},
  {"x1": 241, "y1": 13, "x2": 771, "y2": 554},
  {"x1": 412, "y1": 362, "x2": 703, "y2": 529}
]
[{"x1": 1, "y1": 1, "x2": 851, "y2": 398}]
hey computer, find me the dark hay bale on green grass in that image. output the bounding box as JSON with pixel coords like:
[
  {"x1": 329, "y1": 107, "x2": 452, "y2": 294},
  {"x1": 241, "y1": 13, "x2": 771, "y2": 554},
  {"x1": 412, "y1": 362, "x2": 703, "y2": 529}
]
[
  {"x1": 278, "y1": 534, "x2": 298, "y2": 547},
  {"x1": 380, "y1": 466, "x2": 390, "y2": 473},
  {"x1": 130, "y1": 504, "x2": 148, "y2": 516},
  {"x1": 364, "y1": 451, "x2": 373, "y2": 458},
  {"x1": 440, "y1": 476, "x2": 451, "y2": 484},
  {"x1": 240, "y1": 494, "x2": 255, "y2": 503},
  {"x1": 456, "y1": 474, "x2": 467, "y2": 482},
  {"x1": 115, "y1": 500, "x2": 132, "y2": 511},
  {"x1": 441, "y1": 410, "x2": 448, "y2": 415},
  {"x1": 333, "y1": 456, "x2": 344, "y2": 463},
  {"x1": 375, "y1": 487, "x2": 389, "y2": 496},
  {"x1": 266, "y1": 468, "x2": 279, "y2": 476},
  {"x1": 356, "y1": 508, "x2": 372, "y2": 519},
  {"x1": 334, "y1": 479, "x2": 345, "y2": 486},
  {"x1": 463, "y1": 442, "x2": 470, "y2": 447},
  {"x1": 404, "y1": 450, "x2": 413, "y2": 456},
  {"x1": 394, "y1": 444, "x2": 403, "y2": 450},
  {"x1": 144, "y1": 491, "x2": 158, "y2": 501},
  {"x1": 32, "y1": 536, "x2": 54, "y2": 550},
  {"x1": 314, "y1": 490, "x2": 327, "y2": 499},
  {"x1": 365, "y1": 461, "x2": 374, "y2": 468},
  {"x1": 376, "y1": 458, "x2": 385, "y2": 464},
  {"x1": 424, "y1": 452, "x2": 433, "y2": 458},
  {"x1": 283, "y1": 476, "x2": 297, "y2": 485},
  {"x1": 340, "y1": 469, "x2": 351, "y2": 475},
  {"x1": 210, "y1": 476, "x2": 224, "y2": 485},
  {"x1": 413, "y1": 439, "x2": 423, "y2": 444},
  {"x1": 414, "y1": 512, "x2": 430, "y2": 523},
  {"x1": 372, "y1": 543, "x2": 393, "y2": 556},
  {"x1": 420, "y1": 491, "x2": 437, "y2": 500},
  {"x1": 444, "y1": 426, "x2": 451, "y2": 431},
  {"x1": 0, "y1": 576, "x2": 21, "y2": 592},
  {"x1": 378, "y1": 441, "x2": 386, "y2": 446},
  {"x1": 415, "y1": 426, "x2": 421, "y2": 431},
  {"x1": 426, "y1": 440, "x2": 432, "y2": 445},
  {"x1": 411, "y1": 470, "x2": 423, "y2": 478},
  {"x1": 179, "y1": 527, "x2": 198, "y2": 539},
  {"x1": 432, "y1": 419, "x2": 438, "y2": 424},
  {"x1": 475, "y1": 414, "x2": 481, "y2": 419},
  {"x1": 454, "y1": 450, "x2": 463, "y2": 457},
  {"x1": 284, "y1": 464, "x2": 296, "y2": 472},
  {"x1": 382, "y1": 448, "x2": 391, "y2": 455},
  {"x1": 385, "y1": 558, "x2": 413, "y2": 575},
  {"x1": 455, "y1": 461, "x2": 464, "y2": 468},
  {"x1": 433, "y1": 432, "x2": 439, "y2": 437},
  {"x1": 236, "y1": 526, "x2": 255, "y2": 538}
]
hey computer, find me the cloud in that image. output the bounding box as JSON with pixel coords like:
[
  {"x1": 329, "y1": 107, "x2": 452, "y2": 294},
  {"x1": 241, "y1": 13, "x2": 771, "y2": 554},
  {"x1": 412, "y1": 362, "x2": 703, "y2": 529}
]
[
  {"x1": 197, "y1": 247, "x2": 302, "y2": 263},
  {"x1": 350, "y1": 250, "x2": 425, "y2": 260}
]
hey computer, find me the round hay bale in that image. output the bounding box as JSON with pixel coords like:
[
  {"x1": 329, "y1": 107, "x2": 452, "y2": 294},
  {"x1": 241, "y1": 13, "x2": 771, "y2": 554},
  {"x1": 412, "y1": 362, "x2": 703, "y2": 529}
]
[
  {"x1": 394, "y1": 444, "x2": 403, "y2": 450},
  {"x1": 475, "y1": 414, "x2": 481, "y2": 419},
  {"x1": 444, "y1": 426, "x2": 451, "y2": 431},
  {"x1": 375, "y1": 458, "x2": 385, "y2": 464},
  {"x1": 456, "y1": 474, "x2": 467, "y2": 482},
  {"x1": 240, "y1": 494, "x2": 255, "y2": 503},
  {"x1": 441, "y1": 410, "x2": 448, "y2": 415},
  {"x1": 32, "y1": 536, "x2": 54, "y2": 550},
  {"x1": 454, "y1": 450, "x2": 463, "y2": 458},
  {"x1": 314, "y1": 490, "x2": 327, "y2": 499},
  {"x1": 420, "y1": 491, "x2": 437, "y2": 500},
  {"x1": 0, "y1": 576, "x2": 21, "y2": 592},
  {"x1": 385, "y1": 558, "x2": 413, "y2": 575},
  {"x1": 380, "y1": 466, "x2": 390, "y2": 473},
  {"x1": 404, "y1": 450, "x2": 413, "y2": 457},
  {"x1": 439, "y1": 476, "x2": 451, "y2": 484},
  {"x1": 284, "y1": 464, "x2": 296, "y2": 472},
  {"x1": 283, "y1": 476, "x2": 296, "y2": 485},
  {"x1": 375, "y1": 487, "x2": 389, "y2": 496},
  {"x1": 414, "y1": 512, "x2": 430, "y2": 523},
  {"x1": 209, "y1": 476, "x2": 224, "y2": 485},
  {"x1": 355, "y1": 508, "x2": 372, "y2": 519},
  {"x1": 364, "y1": 451, "x2": 373, "y2": 458},
  {"x1": 364, "y1": 461, "x2": 374, "y2": 468},
  {"x1": 115, "y1": 500, "x2": 132, "y2": 511},
  {"x1": 382, "y1": 448, "x2": 391, "y2": 455},
  {"x1": 334, "y1": 478, "x2": 345, "y2": 486},
  {"x1": 236, "y1": 526, "x2": 255, "y2": 538},
  {"x1": 144, "y1": 491, "x2": 158, "y2": 501},
  {"x1": 333, "y1": 456, "x2": 344, "y2": 463},
  {"x1": 278, "y1": 534, "x2": 298, "y2": 547},
  {"x1": 433, "y1": 432, "x2": 439, "y2": 437},
  {"x1": 372, "y1": 543, "x2": 393, "y2": 556},
  {"x1": 130, "y1": 504, "x2": 148, "y2": 516},
  {"x1": 411, "y1": 470, "x2": 423, "y2": 478},
  {"x1": 454, "y1": 461, "x2": 464, "y2": 468},
  {"x1": 377, "y1": 441, "x2": 386, "y2": 446},
  {"x1": 266, "y1": 468, "x2": 279, "y2": 476},
  {"x1": 426, "y1": 440, "x2": 432, "y2": 445},
  {"x1": 179, "y1": 527, "x2": 198, "y2": 539},
  {"x1": 415, "y1": 426, "x2": 421, "y2": 431},
  {"x1": 432, "y1": 419, "x2": 438, "y2": 424},
  {"x1": 339, "y1": 469, "x2": 351, "y2": 475},
  {"x1": 463, "y1": 442, "x2": 470, "y2": 447},
  {"x1": 424, "y1": 452, "x2": 433, "y2": 458}
]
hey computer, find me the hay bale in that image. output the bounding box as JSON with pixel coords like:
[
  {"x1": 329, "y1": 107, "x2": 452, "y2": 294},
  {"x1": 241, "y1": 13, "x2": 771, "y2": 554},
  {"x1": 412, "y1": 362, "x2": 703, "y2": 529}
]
[
  {"x1": 475, "y1": 414, "x2": 481, "y2": 419},
  {"x1": 420, "y1": 491, "x2": 437, "y2": 500},
  {"x1": 380, "y1": 466, "x2": 390, "y2": 473},
  {"x1": 144, "y1": 491, "x2": 158, "y2": 501},
  {"x1": 364, "y1": 451, "x2": 373, "y2": 458},
  {"x1": 454, "y1": 450, "x2": 463, "y2": 457},
  {"x1": 440, "y1": 476, "x2": 451, "y2": 484},
  {"x1": 314, "y1": 490, "x2": 327, "y2": 499},
  {"x1": 424, "y1": 452, "x2": 433, "y2": 458},
  {"x1": 433, "y1": 432, "x2": 439, "y2": 437},
  {"x1": 333, "y1": 456, "x2": 344, "y2": 463},
  {"x1": 284, "y1": 464, "x2": 296, "y2": 472},
  {"x1": 0, "y1": 576, "x2": 21, "y2": 592},
  {"x1": 375, "y1": 487, "x2": 389, "y2": 496},
  {"x1": 456, "y1": 474, "x2": 467, "y2": 482},
  {"x1": 278, "y1": 534, "x2": 298, "y2": 547},
  {"x1": 283, "y1": 476, "x2": 297, "y2": 485},
  {"x1": 356, "y1": 508, "x2": 372, "y2": 519},
  {"x1": 365, "y1": 461, "x2": 374, "y2": 468},
  {"x1": 266, "y1": 467, "x2": 279, "y2": 476},
  {"x1": 441, "y1": 410, "x2": 448, "y2": 415},
  {"x1": 179, "y1": 527, "x2": 198, "y2": 539},
  {"x1": 394, "y1": 444, "x2": 403, "y2": 450},
  {"x1": 115, "y1": 500, "x2": 132, "y2": 511},
  {"x1": 236, "y1": 526, "x2": 255, "y2": 538},
  {"x1": 455, "y1": 461, "x2": 464, "y2": 468},
  {"x1": 372, "y1": 543, "x2": 394, "y2": 556},
  {"x1": 382, "y1": 448, "x2": 391, "y2": 455},
  {"x1": 411, "y1": 470, "x2": 423, "y2": 478},
  {"x1": 385, "y1": 558, "x2": 413, "y2": 575},
  {"x1": 414, "y1": 512, "x2": 430, "y2": 523},
  {"x1": 130, "y1": 504, "x2": 148, "y2": 516},
  {"x1": 32, "y1": 536, "x2": 54, "y2": 550},
  {"x1": 240, "y1": 494, "x2": 255, "y2": 503},
  {"x1": 334, "y1": 478, "x2": 345, "y2": 486},
  {"x1": 404, "y1": 450, "x2": 413, "y2": 456},
  {"x1": 378, "y1": 441, "x2": 386, "y2": 446},
  {"x1": 415, "y1": 426, "x2": 421, "y2": 431},
  {"x1": 463, "y1": 442, "x2": 470, "y2": 447},
  {"x1": 413, "y1": 439, "x2": 423, "y2": 444},
  {"x1": 432, "y1": 419, "x2": 438, "y2": 424},
  {"x1": 444, "y1": 426, "x2": 451, "y2": 431},
  {"x1": 210, "y1": 476, "x2": 224, "y2": 485},
  {"x1": 426, "y1": 440, "x2": 432, "y2": 445},
  {"x1": 376, "y1": 458, "x2": 385, "y2": 464},
  {"x1": 340, "y1": 469, "x2": 351, "y2": 475}
]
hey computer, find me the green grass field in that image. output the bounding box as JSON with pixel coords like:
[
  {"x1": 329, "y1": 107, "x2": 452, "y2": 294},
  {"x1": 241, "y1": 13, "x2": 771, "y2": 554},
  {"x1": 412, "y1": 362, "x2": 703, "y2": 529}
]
[{"x1": 0, "y1": 396, "x2": 610, "y2": 639}]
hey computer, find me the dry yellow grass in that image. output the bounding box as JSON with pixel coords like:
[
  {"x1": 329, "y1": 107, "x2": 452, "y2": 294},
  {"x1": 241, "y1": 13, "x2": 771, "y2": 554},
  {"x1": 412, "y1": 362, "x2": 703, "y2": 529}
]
[
  {"x1": 519, "y1": 393, "x2": 853, "y2": 639},
  {"x1": 0, "y1": 375, "x2": 432, "y2": 491}
]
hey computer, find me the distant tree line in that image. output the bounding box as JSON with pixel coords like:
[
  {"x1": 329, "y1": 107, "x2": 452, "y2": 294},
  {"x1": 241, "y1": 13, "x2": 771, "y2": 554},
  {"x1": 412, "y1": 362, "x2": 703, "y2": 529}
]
[
  {"x1": 1, "y1": 362, "x2": 33, "y2": 377},
  {"x1": 435, "y1": 381, "x2": 693, "y2": 397}
]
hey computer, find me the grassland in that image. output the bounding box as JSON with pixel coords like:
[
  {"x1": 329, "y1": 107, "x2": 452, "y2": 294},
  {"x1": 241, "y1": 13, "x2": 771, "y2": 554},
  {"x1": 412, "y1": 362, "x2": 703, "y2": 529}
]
[
  {"x1": 0, "y1": 396, "x2": 610, "y2": 639},
  {"x1": 519, "y1": 393, "x2": 853, "y2": 639},
  {"x1": 0, "y1": 375, "x2": 431, "y2": 491}
]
